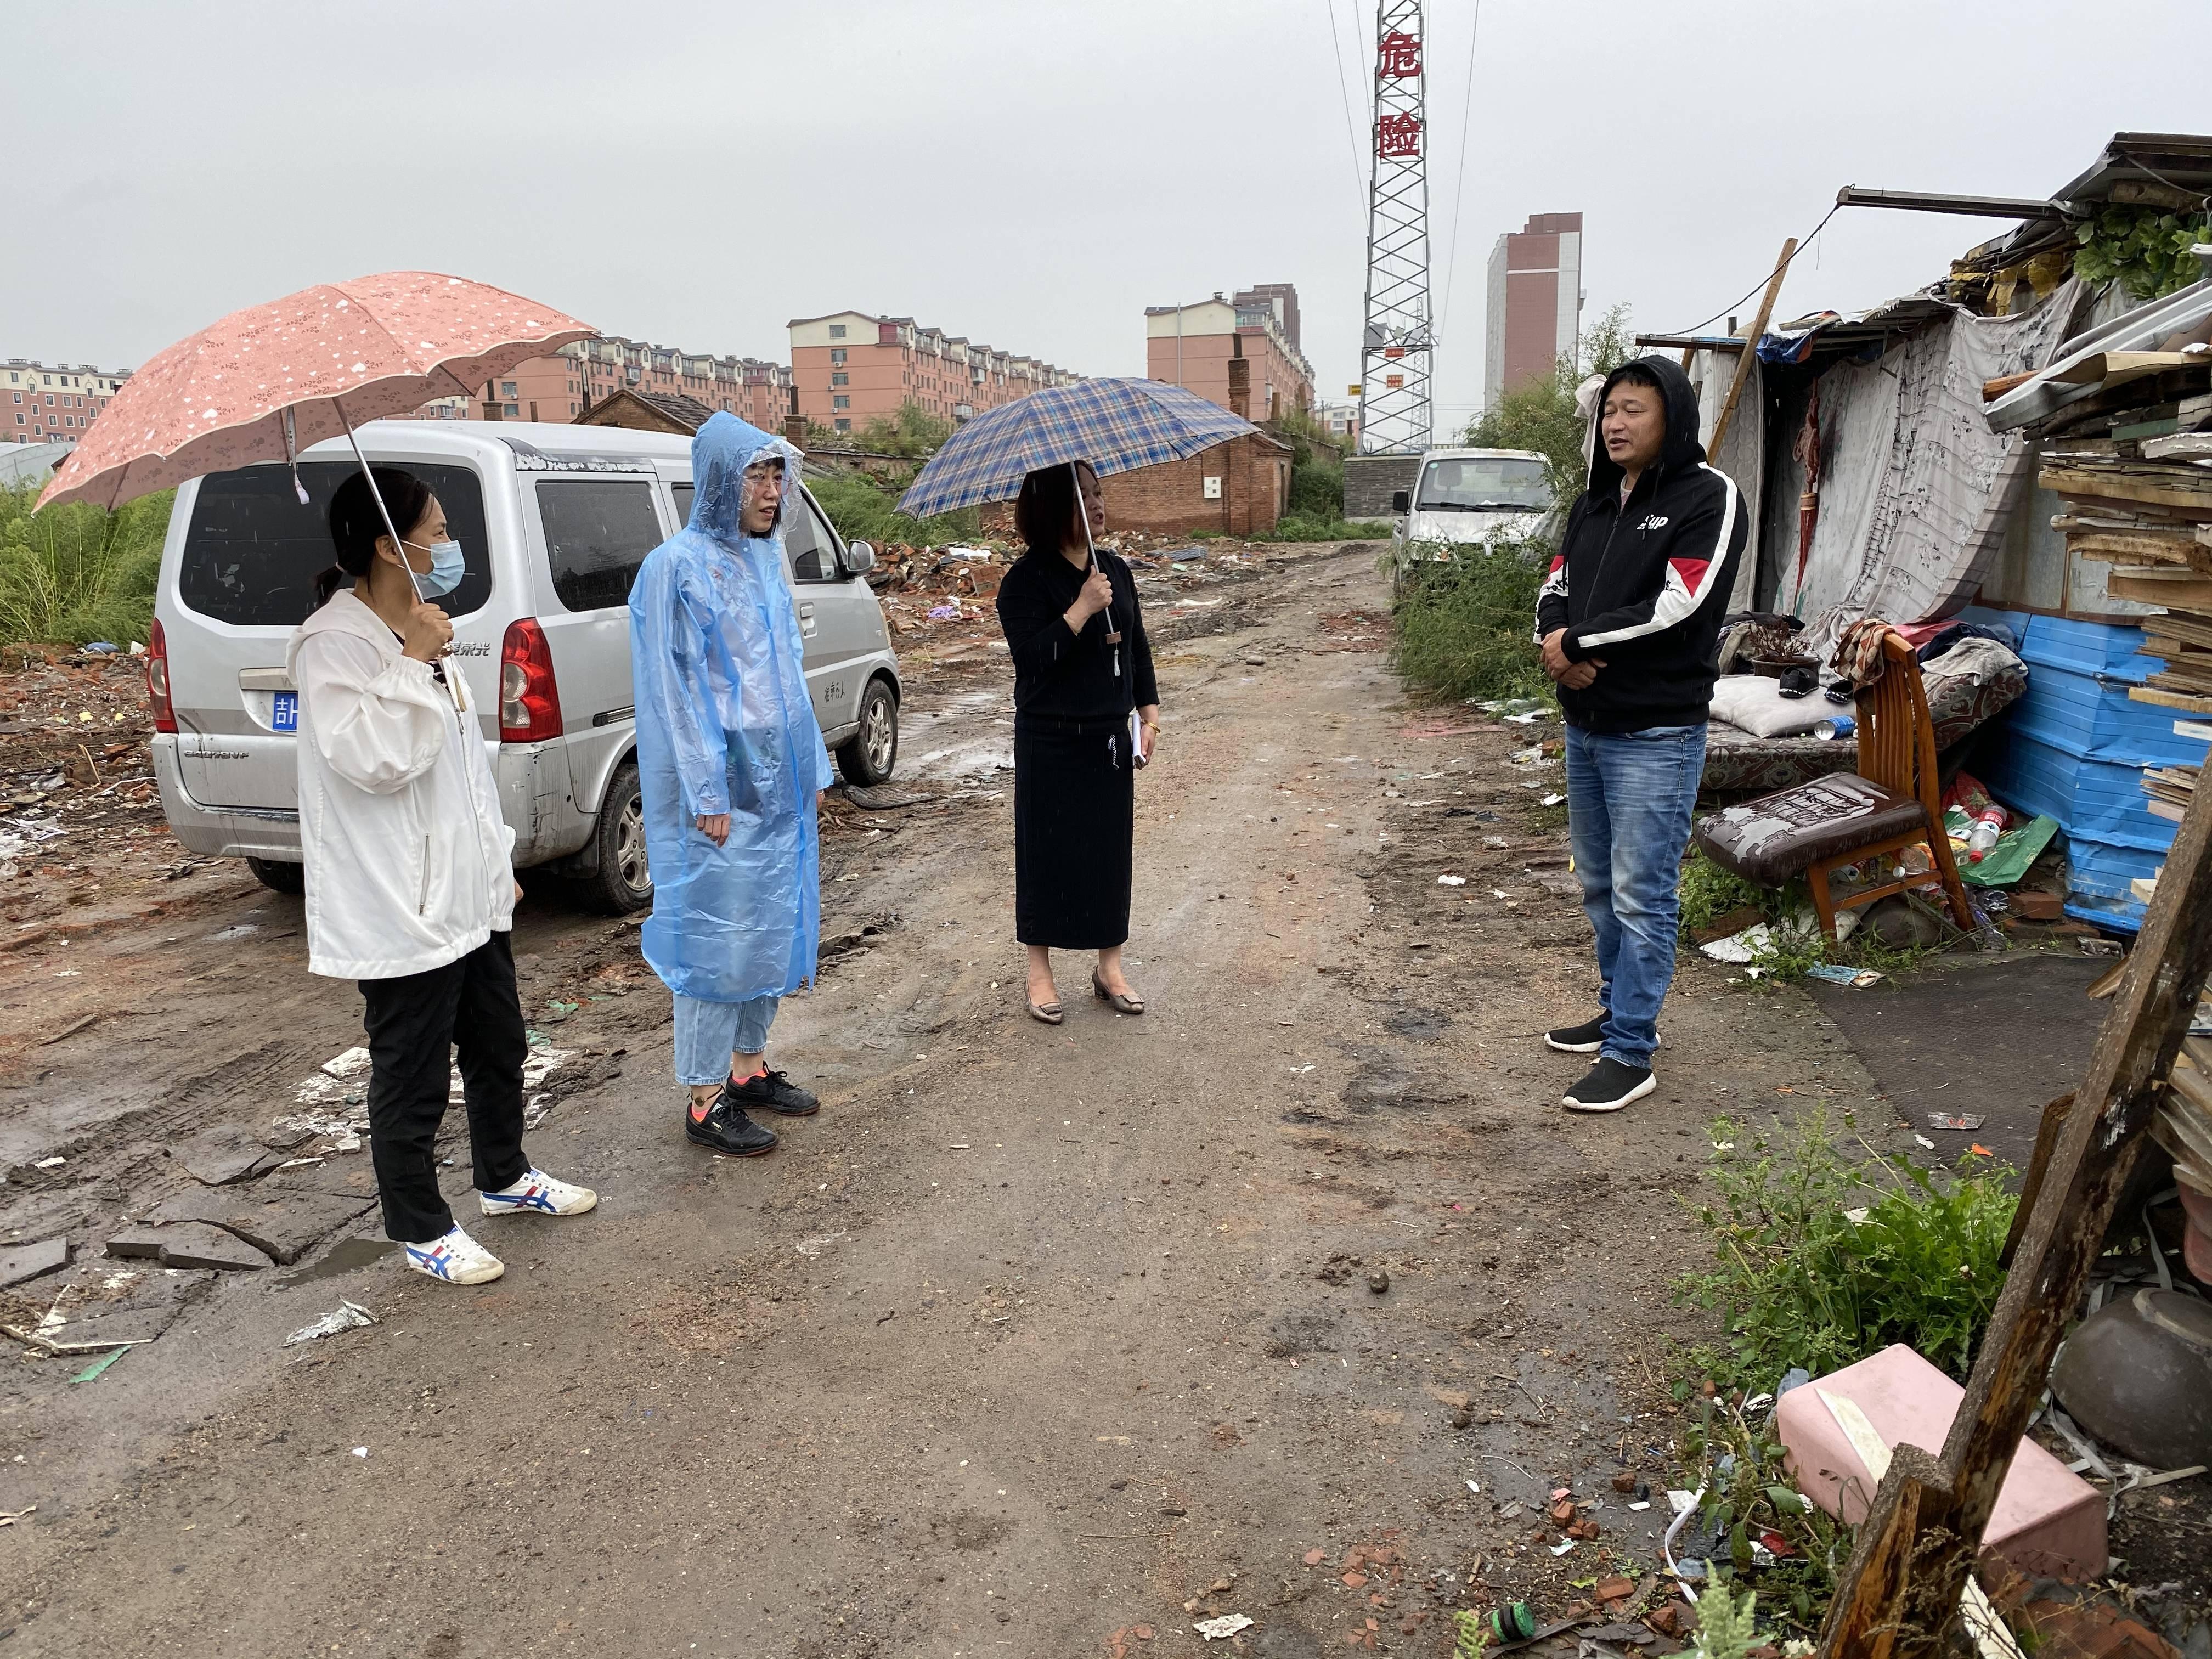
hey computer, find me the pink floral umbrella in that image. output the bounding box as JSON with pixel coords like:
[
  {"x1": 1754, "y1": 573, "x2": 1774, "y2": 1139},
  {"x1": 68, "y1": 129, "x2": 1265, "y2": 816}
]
[{"x1": 37, "y1": 269, "x2": 594, "y2": 516}]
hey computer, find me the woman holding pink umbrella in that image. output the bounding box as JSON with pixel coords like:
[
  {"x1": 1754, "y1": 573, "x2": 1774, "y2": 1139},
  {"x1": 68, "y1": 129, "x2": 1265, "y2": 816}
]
[
  {"x1": 287, "y1": 465, "x2": 596, "y2": 1285},
  {"x1": 43, "y1": 270, "x2": 610, "y2": 1287}
]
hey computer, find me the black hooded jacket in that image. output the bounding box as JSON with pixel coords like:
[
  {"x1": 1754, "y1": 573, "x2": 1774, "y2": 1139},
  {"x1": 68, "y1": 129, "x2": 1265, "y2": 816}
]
[{"x1": 1534, "y1": 356, "x2": 1747, "y2": 733}]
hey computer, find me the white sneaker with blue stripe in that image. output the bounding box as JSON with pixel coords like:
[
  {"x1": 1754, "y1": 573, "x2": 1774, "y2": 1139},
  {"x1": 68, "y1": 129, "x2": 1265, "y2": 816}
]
[
  {"x1": 478, "y1": 1168, "x2": 598, "y2": 1218},
  {"x1": 402, "y1": 1225, "x2": 505, "y2": 1285}
]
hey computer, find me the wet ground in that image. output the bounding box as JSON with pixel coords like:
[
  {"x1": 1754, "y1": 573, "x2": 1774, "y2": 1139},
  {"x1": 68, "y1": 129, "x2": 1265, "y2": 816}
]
[{"x1": 0, "y1": 544, "x2": 2198, "y2": 1657}]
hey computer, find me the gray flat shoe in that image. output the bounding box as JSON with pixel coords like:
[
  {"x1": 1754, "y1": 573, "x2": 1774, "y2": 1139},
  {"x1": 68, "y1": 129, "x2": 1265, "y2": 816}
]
[
  {"x1": 1092, "y1": 973, "x2": 1146, "y2": 1015},
  {"x1": 1026, "y1": 996, "x2": 1063, "y2": 1025}
]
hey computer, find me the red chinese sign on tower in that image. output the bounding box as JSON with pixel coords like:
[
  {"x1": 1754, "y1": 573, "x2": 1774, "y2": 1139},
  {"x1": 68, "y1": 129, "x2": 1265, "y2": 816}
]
[
  {"x1": 1377, "y1": 111, "x2": 1422, "y2": 158},
  {"x1": 1376, "y1": 29, "x2": 1423, "y2": 77}
]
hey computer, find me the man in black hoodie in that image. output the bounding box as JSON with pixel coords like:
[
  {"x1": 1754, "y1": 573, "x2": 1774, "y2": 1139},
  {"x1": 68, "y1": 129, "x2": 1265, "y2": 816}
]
[{"x1": 1533, "y1": 357, "x2": 1746, "y2": 1111}]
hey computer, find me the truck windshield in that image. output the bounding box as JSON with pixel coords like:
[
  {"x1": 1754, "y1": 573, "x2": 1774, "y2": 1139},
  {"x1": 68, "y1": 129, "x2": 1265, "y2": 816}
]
[{"x1": 1416, "y1": 456, "x2": 1550, "y2": 512}]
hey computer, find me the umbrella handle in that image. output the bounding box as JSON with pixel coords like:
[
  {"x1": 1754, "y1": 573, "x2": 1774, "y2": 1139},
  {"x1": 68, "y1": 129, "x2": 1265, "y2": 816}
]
[
  {"x1": 1069, "y1": 461, "x2": 1119, "y2": 679},
  {"x1": 334, "y1": 398, "x2": 465, "y2": 714}
]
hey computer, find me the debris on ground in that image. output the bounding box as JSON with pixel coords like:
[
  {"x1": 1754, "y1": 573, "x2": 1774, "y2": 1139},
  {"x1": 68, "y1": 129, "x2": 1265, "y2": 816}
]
[{"x1": 283, "y1": 1299, "x2": 379, "y2": 1347}]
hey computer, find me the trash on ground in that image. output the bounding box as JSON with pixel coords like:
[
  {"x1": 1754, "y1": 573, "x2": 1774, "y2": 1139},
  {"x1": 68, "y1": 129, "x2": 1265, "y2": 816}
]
[
  {"x1": 283, "y1": 1299, "x2": 379, "y2": 1347},
  {"x1": 1803, "y1": 962, "x2": 1884, "y2": 988},
  {"x1": 1437, "y1": 874, "x2": 1467, "y2": 886},
  {"x1": 1193, "y1": 1613, "x2": 1253, "y2": 1640},
  {"x1": 0, "y1": 1505, "x2": 34, "y2": 1528},
  {"x1": 32, "y1": 1154, "x2": 65, "y2": 1169},
  {"x1": 1927, "y1": 1113, "x2": 1988, "y2": 1131},
  {"x1": 1539, "y1": 793, "x2": 1566, "y2": 807},
  {"x1": 69, "y1": 1347, "x2": 129, "y2": 1384}
]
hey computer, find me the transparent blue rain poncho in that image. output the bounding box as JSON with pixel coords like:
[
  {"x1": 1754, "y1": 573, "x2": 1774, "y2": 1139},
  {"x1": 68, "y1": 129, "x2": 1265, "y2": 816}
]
[{"x1": 629, "y1": 413, "x2": 833, "y2": 1003}]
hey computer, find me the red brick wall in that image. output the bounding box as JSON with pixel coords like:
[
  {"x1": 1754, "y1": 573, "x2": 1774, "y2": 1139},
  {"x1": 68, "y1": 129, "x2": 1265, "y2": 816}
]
[{"x1": 1099, "y1": 434, "x2": 1290, "y2": 537}]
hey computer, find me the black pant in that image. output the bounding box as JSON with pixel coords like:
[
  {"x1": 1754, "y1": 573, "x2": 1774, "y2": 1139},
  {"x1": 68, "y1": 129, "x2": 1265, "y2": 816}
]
[{"x1": 358, "y1": 932, "x2": 529, "y2": 1244}]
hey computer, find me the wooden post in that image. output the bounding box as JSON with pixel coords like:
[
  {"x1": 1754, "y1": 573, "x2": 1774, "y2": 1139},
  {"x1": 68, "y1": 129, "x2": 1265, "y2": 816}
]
[
  {"x1": 1818, "y1": 772, "x2": 2212, "y2": 1659},
  {"x1": 1707, "y1": 238, "x2": 1796, "y2": 458}
]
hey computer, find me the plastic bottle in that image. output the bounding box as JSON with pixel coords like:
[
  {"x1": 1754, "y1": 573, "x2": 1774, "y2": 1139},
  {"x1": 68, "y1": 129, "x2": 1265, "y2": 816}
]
[{"x1": 1966, "y1": 805, "x2": 2008, "y2": 862}]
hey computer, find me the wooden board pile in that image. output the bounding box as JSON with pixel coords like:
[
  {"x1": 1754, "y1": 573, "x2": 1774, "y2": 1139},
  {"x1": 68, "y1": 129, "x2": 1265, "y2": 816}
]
[
  {"x1": 2028, "y1": 351, "x2": 2212, "y2": 712},
  {"x1": 2142, "y1": 760, "x2": 2200, "y2": 825}
]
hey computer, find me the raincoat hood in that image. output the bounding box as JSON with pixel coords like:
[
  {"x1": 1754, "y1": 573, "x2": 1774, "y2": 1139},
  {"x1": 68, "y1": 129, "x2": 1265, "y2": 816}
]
[
  {"x1": 1583, "y1": 355, "x2": 1705, "y2": 503},
  {"x1": 627, "y1": 411, "x2": 832, "y2": 1005},
  {"x1": 687, "y1": 411, "x2": 803, "y2": 543}
]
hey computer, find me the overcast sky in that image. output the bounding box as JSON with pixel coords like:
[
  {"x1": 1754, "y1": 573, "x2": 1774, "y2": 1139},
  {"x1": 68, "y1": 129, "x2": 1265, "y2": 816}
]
[{"x1": 12, "y1": 1, "x2": 2209, "y2": 436}]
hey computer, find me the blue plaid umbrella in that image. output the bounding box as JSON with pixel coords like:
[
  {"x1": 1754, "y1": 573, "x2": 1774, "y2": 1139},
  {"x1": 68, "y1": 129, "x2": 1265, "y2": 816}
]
[{"x1": 896, "y1": 377, "x2": 1257, "y2": 519}]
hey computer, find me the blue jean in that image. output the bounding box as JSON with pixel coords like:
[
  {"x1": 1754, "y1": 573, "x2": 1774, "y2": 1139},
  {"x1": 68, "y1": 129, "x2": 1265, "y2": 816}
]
[
  {"x1": 1565, "y1": 721, "x2": 1707, "y2": 1069},
  {"x1": 673, "y1": 993, "x2": 780, "y2": 1086}
]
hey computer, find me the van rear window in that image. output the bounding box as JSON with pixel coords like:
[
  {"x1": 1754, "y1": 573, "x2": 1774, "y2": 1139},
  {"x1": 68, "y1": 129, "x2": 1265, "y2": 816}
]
[
  {"x1": 178, "y1": 462, "x2": 490, "y2": 627},
  {"x1": 538, "y1": 479, "x2": 663, "y2": 612}
]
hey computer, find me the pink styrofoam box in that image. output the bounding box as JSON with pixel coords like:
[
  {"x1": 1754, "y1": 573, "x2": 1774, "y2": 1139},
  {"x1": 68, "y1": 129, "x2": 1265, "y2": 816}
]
[{"x1": 1774, "y1": 1344, "x2": 2106, "y2": 1583}]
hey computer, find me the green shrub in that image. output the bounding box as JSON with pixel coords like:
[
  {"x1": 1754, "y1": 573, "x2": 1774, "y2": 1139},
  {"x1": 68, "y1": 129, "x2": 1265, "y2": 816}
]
[
  {"x1": 0, "y1": 482, "x2": 171, "y2": 646},
  {"x1": 1677, "y1": 1109, "x2": 2018, "y2": 1394},
  {"x1": 1389, "y1": 539, "x2": 1550, "y2": 702},
  {"x1": 1287, "y1": 452, "x2": 1344, "y2": 520},
  {"x1": 804, "y1": 471, "x2": 979, "y2": 550}
]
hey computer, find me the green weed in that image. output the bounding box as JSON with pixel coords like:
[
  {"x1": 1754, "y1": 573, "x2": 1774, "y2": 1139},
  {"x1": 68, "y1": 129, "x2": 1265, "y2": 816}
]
[
  {"x1": 1451, "y1": 1610, "x2": 1491, "y2": 1659},
  {"x1": 1676, "y1": 1110, "x2": 2017, "y2": 1395},
  {"x1": 804, "y1": 471, "x2": 980, "y2": 551},
  {"x1": 1255, "y1": 514, "x2": 1393, "y2": 543},
  {"x1": 1674, "y1": 1401, "x2": 1851, "y2": 1638},
  {"x1": 1674, "y1": 852, "x2": 1950, "y2": 988},
  {"x1": 1390, "y1": 540, "x2": 1550, "y2": 703},
  {"x1": 0, "y1": 481, "x2": 171, "y2": 646}
]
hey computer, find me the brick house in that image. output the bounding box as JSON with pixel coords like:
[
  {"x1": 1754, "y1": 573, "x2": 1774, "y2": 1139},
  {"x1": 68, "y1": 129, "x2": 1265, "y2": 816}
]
[
  {"x1": 787, "y1": 310, "x2": 1077, "y2": 436},
  {"x1": 1099, "y1": 431, "x2": 1293, "y2": 538}
]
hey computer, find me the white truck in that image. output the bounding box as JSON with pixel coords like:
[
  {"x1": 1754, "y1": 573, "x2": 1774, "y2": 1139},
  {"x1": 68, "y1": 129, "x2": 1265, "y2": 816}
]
[{"x1": 1389, "y1": 446, "x2": 1554, "y2": 588}]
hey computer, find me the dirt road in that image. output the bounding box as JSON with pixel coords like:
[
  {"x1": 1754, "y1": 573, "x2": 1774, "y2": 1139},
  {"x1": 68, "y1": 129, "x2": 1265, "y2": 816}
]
[{"x1": 3, "y1": 543, "x2": 1891, "y2": 1657}]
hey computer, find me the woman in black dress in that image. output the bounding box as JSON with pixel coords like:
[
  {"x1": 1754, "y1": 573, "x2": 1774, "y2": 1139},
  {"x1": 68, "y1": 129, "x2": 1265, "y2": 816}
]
[{"x1": 994, "y1": 461, "x2": 1160, "y2": 1023}]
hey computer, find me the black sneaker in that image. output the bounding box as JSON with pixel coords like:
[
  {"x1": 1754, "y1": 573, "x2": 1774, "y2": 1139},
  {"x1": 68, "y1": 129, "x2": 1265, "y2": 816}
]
[
  {"x1": 1561, "y1": 1057, "x2": 1656, "y2": 1114},
  {"x1": 727, "y1": 1069, "x2": 819, "y2": 1118},
  {"x1": 685, "y1": 1093, "x2": 779, "y2": 1156},
  {"x1": 1544, "y1": 1015, "x2": 1606, "y2": 1054}
]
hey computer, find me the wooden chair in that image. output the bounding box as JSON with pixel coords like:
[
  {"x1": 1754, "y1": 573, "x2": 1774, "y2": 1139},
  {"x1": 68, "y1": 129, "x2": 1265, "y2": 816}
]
[{"x1": 1694, "y1": 630, "x2": 1974, "y2": 941}]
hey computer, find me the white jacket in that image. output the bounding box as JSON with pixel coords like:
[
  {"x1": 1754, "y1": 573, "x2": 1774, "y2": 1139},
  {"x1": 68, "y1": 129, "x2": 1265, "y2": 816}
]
[{"x1": 287, "y1": 589, "x2": 516, "y2": 981}]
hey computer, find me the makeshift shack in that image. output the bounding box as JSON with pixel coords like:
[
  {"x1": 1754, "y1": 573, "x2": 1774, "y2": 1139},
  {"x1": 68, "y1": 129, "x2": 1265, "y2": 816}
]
[{"x1": 1644, "y1": 133, "x2": 2212, "y2": 930}]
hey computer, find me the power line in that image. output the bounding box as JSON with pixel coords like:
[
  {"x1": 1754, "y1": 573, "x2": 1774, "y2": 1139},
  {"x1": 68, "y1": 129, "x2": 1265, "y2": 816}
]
[
  {"x1": 1319, "y1": 0, "x2": 1366, "y2": 215},
  {"x1": 1436, "y1": 0, "x2": 1484, "y2": 337},
  {"x1": 1660, "y1": 200, "x2": 1844, "y2": 340}
]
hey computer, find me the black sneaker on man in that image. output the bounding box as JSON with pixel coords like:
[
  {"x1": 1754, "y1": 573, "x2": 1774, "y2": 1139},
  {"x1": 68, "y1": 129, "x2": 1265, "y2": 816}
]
[
  {"x1": 727, "y1": 1068, "x2": 819, "y2": 1118},
  {"x1": 1561, "y1": 1057, "x2": 1656, "y2": 1113},
  {"x1": 685, "y1": 1092, "x2": 779, "y2": 1156},
  {"x1": 1543, "y1": 1016, "x2": 1606, "y2": 1054}
]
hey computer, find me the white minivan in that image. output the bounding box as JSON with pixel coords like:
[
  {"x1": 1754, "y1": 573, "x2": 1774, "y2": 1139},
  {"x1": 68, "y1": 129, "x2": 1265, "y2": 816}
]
[{"x1": 147, "y1": 421, "x2": 902, "y2": 912}]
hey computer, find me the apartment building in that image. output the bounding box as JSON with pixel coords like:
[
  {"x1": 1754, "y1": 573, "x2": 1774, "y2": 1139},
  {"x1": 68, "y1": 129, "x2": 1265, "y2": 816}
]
[
  {"x1": 418, "y1": 337, "x2": 794, "y2": 430},
  {"x1": 1312, "y1": 399, "x2": 1361, "y2": 449},
  {"x1": 1143, "y1": 287, "x2": 1314, "y2": 425},
  {"x1": 787, "y1": 311, "x2": 1077, "y2": 435},
  {"x1": 5, "y1": 358, "x2": 129, "y2": 444},
  {"x1": 1484, "y1": 212, "x2": 1584, "y2": 406}
]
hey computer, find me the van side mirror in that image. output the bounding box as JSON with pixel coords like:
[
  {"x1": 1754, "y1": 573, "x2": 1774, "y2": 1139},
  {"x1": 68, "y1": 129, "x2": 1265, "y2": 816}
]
[
  {"x1": 1391, "y1": 490, "x2": 1410, "y2": 514},
  {"x1": 844, "y1": 539, "x2": 877, "y2": 575}
]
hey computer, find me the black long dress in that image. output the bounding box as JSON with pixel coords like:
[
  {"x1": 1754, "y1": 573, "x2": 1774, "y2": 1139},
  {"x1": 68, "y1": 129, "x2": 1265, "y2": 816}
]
[{"x1": 995, "y1": 548, "x2": 1158, "y2": 949}]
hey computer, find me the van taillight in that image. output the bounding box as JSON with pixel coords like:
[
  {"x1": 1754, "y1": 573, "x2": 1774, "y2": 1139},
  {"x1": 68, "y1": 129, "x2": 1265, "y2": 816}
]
[
  {"x1": 146, "y1": 617, "x2": 177, "y2": 734},
  {"x1": 499, "y1": 618, "x2": 562, "y2": 743}
]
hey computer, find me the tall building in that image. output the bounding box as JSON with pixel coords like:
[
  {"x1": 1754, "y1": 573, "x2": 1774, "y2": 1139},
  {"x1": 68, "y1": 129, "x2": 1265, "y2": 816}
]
[
  {"x1": 1144, "y1": 291, "x2": 1314, "y2": 425},
  {"x1": 1233, "y1": 283, "x2": 1302, "y2": 353},
  {"x1": 1483, "y1": 212, "x2": 1583, "y2": 407},
  {"x1": 5, "y1": 359, "x2": 129, "y2": 445},
  {"x1": 787, "y1": 311, "x2": 1077, "y2": 436}
]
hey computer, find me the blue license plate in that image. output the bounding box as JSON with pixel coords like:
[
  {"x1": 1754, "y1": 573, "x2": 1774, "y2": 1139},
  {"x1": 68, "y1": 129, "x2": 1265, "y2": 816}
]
[{"x1": 271, "y1": 691, "x2": 298, "y2": 733}]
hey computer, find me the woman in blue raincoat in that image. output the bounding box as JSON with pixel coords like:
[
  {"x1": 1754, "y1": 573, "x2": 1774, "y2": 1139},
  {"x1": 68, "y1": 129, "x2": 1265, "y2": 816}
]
[{"x1": 630, "y1": 413, "x2": 833, "y2": 1158}]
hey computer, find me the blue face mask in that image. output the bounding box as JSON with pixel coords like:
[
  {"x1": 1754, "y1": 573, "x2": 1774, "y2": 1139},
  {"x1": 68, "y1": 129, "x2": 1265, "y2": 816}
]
[{"x1": 408, "y1": 539, "x2": 467, "y2": 598}]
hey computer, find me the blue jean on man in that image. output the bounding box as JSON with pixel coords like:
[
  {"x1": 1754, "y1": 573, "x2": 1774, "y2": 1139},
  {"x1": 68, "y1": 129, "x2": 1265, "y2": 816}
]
[
  {"x1": 672, "y1": 993, "x2": 781, "y2": 1087},
  {"x1": 1564, "y1": 721, "x2": 1708, "y2": 1070}
]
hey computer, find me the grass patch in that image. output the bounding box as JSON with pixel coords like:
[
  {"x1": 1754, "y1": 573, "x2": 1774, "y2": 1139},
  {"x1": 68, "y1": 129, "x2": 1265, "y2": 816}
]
[
  {"x1": 1389, "y1": 539, "x2": 1550, "y2": 703},
  {"x1": 0, "y1": 481, "x2": 171, "y2": 647},
  {"x1": 804, "y1": 471, "x2": 980, "y2": 550},
  {"x1": 1673, "y1": 1407, "x2": 1849, "y2": 1642},
  {"x1": 1255, "y1": 513, "x2": 1394, "y2": 543},
  {"x1": 1675, "y1": 1108, "x2": 2018, "y2": 1396}
]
